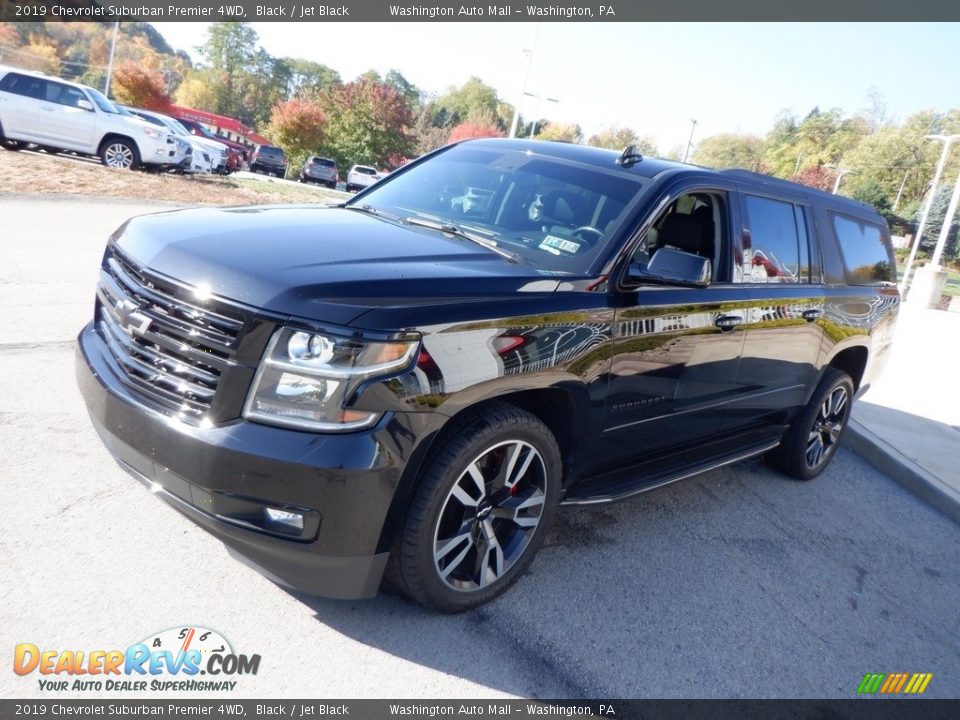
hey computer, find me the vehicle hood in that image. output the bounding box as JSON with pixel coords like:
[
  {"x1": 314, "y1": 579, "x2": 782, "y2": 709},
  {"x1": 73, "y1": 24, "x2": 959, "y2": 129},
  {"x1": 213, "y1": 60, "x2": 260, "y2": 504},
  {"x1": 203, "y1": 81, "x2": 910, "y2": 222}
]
[
  {"x1": 118, "y1": 114, "x2": 166, "y2": 135},
  {"x1": 191, "y1": 136, "x2": 228, "y2": 154},
  {"x1": 112, "y1": 205, "x2": 558, "y2": 327}
]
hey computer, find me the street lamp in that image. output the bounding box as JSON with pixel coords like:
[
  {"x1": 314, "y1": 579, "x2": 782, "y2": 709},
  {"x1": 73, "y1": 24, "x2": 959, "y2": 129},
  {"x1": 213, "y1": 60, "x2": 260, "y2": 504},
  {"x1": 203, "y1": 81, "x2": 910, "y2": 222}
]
[
  {"x1": 103, "y1": 21, "x2": 120, "y2": 97},
  {"x1": 682, "y1": 119, "x2": 698, "y2": 163},
  {"x1": 524, "y1": 92, "x2": 558, "y2": 138},
  {"x1": 508, "y1": 23, "x2": 539, "y2": 139},
  {"x1": 826, "y1": 165, "x2": 857, "y2": 194},
  {"x1": 900, "y1": 134, "x2": 960, "y2": 293}
]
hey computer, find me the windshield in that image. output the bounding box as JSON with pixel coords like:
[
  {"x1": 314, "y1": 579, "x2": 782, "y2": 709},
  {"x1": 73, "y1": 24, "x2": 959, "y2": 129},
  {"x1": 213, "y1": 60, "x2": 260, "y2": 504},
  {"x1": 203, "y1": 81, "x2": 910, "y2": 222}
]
[
  {"x1": 86, "y1": 88, "x2": 122, "y2": 114},
  {"x1": 162, "y1": 118, "x2": 190, "y2": 136},
  {"x1": 352, "y1": 145, "x2": 649, "y2": 274}
]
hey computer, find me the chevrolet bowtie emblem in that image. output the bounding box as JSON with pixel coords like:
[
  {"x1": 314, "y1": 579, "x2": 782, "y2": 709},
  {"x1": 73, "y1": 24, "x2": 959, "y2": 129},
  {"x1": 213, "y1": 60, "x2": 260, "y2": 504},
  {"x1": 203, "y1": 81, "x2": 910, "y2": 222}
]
[{"x1": 115, "y1": 298, "x2": 152, "y2": 336}]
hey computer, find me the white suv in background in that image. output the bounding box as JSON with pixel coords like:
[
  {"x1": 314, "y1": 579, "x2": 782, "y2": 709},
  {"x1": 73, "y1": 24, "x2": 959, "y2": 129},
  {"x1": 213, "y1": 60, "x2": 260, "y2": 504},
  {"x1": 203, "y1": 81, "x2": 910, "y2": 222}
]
[
  {"x1": 346, "y1": 164, "x2": 383, "y2": 192},
  {"x1": 124, "y1": 107, "x2": 216, "y2": 174},
  {"x1": 0, "y1": 66, "x2": 178, "y2": 170}
]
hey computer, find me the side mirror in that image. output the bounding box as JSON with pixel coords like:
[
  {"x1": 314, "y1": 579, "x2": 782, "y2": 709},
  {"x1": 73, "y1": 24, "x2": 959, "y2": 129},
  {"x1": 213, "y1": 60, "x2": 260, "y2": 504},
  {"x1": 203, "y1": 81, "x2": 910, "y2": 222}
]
[
  {"x1": 629, "y1": 247, "x2": 711, "y2": 287},
  {"x1": 77, "y1": 99, "x2": 94, "y2": 112}
]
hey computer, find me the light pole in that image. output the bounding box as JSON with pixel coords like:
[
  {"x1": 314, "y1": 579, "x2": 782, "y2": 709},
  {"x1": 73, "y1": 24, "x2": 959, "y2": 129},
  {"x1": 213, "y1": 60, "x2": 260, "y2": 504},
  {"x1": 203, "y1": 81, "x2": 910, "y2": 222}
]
[
  {"x1": 830, "y1": 167, "x2": 857, "y2": 194},
  {"x1": 892, "y1": 169, "x2": 910, "y2": 212},
  {"x1": 901, "y1": 134, "x2": 960, "y2": 293},
  {"x1": 508, "y1": 23, "x2": 539, "y2": 139},
  {"x1": 524, "y1": 92, "x2": 558, "y2": 138},
  {"x1": 103, "y1": 21, "x2": 120, "y2": 97},
  {"x1": 682, "y1": 119, "x2": 697, "y2": 163}
]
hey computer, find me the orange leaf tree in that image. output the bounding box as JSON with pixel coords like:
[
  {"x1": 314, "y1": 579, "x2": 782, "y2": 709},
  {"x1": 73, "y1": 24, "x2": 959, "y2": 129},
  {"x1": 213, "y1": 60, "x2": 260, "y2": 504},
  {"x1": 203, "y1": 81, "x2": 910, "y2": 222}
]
[
  {"x1": 265, "y1": 97, "x2": 327, "y2": 176},
  {"x1": 111, "y1": 62, "x2": 171, "y2": 111}
]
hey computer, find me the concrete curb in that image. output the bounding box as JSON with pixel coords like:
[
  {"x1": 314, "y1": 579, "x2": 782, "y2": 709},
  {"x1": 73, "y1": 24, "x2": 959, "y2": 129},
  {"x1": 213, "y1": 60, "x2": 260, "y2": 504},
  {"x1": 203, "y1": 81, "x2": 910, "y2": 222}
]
[{"x1": 846, "y1": 418, "x2": 960, "y2": 525}]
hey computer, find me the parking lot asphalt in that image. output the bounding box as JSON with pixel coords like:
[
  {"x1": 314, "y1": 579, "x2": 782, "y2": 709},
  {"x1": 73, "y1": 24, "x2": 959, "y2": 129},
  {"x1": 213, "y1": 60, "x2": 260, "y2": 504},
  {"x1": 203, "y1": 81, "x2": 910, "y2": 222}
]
[{"x1": 1, "y1": 197, "x2": 958, "y2": 700}]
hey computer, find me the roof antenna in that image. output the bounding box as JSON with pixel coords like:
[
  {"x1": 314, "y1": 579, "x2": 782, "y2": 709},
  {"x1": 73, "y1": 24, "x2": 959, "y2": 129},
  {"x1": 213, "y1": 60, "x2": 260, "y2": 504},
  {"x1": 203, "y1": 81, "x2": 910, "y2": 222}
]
[{"x1": 616, "y1": 144, "x2": 643, "y2": 168}]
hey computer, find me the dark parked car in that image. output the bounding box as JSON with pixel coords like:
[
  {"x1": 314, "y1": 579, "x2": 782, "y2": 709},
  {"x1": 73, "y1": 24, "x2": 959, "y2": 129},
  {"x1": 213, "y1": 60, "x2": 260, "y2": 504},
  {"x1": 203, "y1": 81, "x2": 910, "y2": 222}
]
[
  {"x1": 300, "y1": 156, "x2": 338, "y2": 188},
  {"x1": 250, "y1": 144, "x2": 288, "y2": 176},
  {"x1": 76, "y1": 139, "x2": 899, "y2": 611}
]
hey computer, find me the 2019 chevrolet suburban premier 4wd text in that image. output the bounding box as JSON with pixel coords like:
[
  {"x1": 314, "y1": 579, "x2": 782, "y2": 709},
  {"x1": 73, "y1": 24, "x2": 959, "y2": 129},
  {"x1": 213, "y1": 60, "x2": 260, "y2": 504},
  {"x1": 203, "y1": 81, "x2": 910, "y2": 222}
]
[{"x1": 76, "y1": 139, "x2": 899, "y2": 611}]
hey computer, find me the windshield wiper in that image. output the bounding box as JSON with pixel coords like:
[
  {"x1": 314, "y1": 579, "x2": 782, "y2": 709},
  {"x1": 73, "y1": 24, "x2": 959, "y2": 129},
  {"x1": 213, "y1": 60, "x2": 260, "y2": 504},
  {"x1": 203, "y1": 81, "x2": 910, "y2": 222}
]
[
  {"x1": 403, "y1": 216, "x2": 520, "y2": 264},
  {"x1": 341, "y1": 203, "x2": 401, "y2": 221}
]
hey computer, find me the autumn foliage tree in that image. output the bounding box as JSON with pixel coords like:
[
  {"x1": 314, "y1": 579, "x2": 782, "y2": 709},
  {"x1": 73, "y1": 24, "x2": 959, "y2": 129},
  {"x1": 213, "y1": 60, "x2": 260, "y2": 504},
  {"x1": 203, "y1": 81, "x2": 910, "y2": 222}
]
[
  {"x1": 112, "y1": 62, "x2": 171, "y2": 111},
  {"x1": 265, "y1": 97, "x2": 327, "y2": 177},
  {"x1": 792, "y1": 165, "x2": 836, "y2": 193},
  {"x1": 448, "y1": 120, "x2": 505, "y2": 143},
  {"x1": 317, "y1": 78, "x2": 413, "y2": 169}
]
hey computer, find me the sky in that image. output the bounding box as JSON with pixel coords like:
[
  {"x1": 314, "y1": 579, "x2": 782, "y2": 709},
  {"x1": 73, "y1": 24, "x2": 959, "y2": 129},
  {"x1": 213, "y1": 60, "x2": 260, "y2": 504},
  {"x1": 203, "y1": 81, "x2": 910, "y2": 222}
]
[{"x1": 151, "y1": 22, "x2": 960, "y2": 151}]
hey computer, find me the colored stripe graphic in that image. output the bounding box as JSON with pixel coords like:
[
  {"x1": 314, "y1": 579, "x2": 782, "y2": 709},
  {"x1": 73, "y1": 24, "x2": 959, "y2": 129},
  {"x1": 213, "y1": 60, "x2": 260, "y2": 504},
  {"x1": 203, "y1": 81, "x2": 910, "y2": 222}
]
[
  {"x1": 857, "y1": 672, "x2": 932, "y2": 694},
  {"x1": 857, "y1": 673, "x2": 885, "y2": 694}
]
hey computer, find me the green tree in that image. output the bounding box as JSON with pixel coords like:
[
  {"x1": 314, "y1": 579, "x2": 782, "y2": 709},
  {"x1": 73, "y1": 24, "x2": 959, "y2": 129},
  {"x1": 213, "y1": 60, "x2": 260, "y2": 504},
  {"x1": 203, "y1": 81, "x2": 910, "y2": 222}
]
[
  {"x1": 535, "y1": 122, "x2": 583, "y2": 144},
  {"x1": 917, "y1": 187, "x2": 960, "y2": 260},
  {"x1": 286, "y1": 59, "x2": 341, "y2": 99},
  {"x1": 587, "y1": 126, "x2": 658, "y2": 155},
  {"x1": 198, "y1": 22, "x2": 258, "y2": 117},
  {"x1": 384, "y1": 69, "x2": 421, "y2": 110},
  {"x1": 851, "y1": 180, "x2": 892, "y2": 213},
  {"x1": 434, "y1": 77, "x2": 503, "y2": 129},
  {"x1": 691, "y1": 133, "x2": 763, "y2": 170},
  {"x1": 317, "y1": 78, "x2": 413, "y2": 169}
]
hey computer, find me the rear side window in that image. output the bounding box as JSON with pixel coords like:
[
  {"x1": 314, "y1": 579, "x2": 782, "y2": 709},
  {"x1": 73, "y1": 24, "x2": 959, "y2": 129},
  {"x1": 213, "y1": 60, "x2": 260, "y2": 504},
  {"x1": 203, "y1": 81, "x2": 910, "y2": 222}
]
[
  {"x1": 740, "y1": 195, "x2": 805, "y2": 283},
  {"x1": 0, "y1": 73, "x2": 46, "y2": 99},
  {"x1": 831, "y1": 213, "x2": 895, "y2": 285}
]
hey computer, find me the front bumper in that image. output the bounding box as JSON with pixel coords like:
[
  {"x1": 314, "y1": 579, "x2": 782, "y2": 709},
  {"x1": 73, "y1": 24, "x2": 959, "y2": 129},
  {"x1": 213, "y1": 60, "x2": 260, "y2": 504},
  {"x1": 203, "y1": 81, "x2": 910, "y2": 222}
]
[{"x1": 76, "y1": 322, "x2": 397, "y2": 599}]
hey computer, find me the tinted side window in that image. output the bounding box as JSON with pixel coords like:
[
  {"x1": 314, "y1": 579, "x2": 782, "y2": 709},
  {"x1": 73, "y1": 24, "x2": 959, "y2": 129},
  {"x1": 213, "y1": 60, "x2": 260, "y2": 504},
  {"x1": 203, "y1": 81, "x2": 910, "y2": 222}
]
[
  {"x1": 53, "y1": 85, "x2": 87, "y2": 109},
  {"x1": 0, "y1": 73, "x2": 46, "y2": 99},
  {"x1": 831, "y1": 213, "x2": 895, "y2": 285},
  {"x1": 0, "y1": 72, "x2": 24, "y2": 93},
  {"x1": 740, "y1": 195, "x2": 802, "y2": 283}
]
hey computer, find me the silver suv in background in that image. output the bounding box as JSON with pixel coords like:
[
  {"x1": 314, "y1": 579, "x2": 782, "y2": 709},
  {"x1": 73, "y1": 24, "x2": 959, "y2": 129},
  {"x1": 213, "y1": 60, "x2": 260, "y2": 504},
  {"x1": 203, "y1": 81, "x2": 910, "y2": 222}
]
[
  {"x1": 0, "y1": 66, "x2": 178, "y2": 170},
  {"x1": 300, "y1": 156, "x2": 338, "y2": 188},
  {"x1": 124, "y1": 107, "x2": 215, "y2": 174}
]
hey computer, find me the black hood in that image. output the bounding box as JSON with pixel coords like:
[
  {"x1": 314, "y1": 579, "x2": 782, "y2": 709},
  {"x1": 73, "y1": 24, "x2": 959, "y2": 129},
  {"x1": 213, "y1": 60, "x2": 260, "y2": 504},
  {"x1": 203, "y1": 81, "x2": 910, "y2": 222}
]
[{"x1": 112, "y1": 205, "x2": 558, "y2": 326}]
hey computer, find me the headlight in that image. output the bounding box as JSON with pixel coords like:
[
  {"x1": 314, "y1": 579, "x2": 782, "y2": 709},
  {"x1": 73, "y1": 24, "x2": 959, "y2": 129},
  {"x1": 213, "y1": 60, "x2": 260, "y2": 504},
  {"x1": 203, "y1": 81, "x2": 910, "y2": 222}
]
[
  {"x1": 142, "y1": 126, "x2": 163, "y2": 139},
  {"x1": 243, "y1": 328, "x2": 419, "y2": 431}
]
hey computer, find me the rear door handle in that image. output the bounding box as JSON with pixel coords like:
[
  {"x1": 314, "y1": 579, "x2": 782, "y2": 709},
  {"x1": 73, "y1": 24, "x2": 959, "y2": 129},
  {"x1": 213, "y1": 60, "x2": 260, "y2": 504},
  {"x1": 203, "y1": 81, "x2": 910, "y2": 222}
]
[
  {"x1": 802, "y1": 308, "x2": 823, "y2": 322},
  {"x1": 715, "y1": 315, "x2": 743, "y2": 330}
]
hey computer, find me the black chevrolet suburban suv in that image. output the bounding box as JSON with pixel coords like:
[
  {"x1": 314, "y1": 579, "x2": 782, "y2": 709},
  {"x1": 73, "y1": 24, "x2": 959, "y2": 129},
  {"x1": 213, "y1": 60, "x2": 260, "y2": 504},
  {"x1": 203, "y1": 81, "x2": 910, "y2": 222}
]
[{"x1": 76, "y1": 139, "x2": 899, "y2": 611}]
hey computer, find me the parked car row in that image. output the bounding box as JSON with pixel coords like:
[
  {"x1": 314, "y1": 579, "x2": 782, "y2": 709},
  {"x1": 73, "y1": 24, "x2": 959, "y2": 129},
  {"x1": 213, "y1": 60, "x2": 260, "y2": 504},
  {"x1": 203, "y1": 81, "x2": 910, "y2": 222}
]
[
  {"x1": 0, "y1": 64, "x2": 186, "y2": 171},
  {"x1": 294, "y1": 156, "x2": 386, "y2": 191},
  {"x1": 0, "y1": 64, "x2": 264, "y2": 176}
]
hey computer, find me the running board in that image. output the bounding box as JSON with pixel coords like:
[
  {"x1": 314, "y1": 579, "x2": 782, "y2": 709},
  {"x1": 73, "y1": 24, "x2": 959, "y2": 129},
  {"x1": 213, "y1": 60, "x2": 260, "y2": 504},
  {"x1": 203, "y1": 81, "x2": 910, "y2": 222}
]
[{"x1": 561, "y1": 433, "x2": 781, "y2": 506}]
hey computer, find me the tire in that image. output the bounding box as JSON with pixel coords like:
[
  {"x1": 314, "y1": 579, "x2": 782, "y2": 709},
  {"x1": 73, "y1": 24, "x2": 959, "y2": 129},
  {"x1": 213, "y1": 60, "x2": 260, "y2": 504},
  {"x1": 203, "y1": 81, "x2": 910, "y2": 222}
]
[
  {"x1": 99, "y1": 138, "x2": 140, "y2": 170},
  {"x1": 766, "y1": 367, "x2": 855, "y2": 481},
  {"x1": 387, "y1": 404, "x2": 561, "y2": 612},
  {"x1": 0, "y1": 122, "x2": 23, "y2": 151}
]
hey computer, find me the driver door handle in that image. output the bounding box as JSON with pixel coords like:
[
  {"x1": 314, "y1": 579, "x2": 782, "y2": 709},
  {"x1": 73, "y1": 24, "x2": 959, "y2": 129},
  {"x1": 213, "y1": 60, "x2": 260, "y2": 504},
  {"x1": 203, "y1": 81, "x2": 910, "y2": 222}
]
[{"x1": 715, "y1": 315, "x2": 743, "y2": 330}]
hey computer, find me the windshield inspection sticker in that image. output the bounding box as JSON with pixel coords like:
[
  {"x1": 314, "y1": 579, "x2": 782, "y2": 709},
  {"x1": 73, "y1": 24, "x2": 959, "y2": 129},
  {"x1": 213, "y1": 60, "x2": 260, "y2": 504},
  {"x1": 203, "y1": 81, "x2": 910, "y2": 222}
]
[{"x1": 539, "y1": 235, "x2": 582, "y2": 255}]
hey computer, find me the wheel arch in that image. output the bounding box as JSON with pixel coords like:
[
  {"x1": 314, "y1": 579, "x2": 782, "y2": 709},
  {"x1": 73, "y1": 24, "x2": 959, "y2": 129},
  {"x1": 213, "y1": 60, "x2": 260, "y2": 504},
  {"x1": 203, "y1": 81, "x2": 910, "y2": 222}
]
[
  {"x1": 826, "y1": 344, "x2": 869, "y2": 391},
  {"x1": 376, "y1": 383, "x2": 591, "y2": 554},
  {"x1": 97, "y1": 133, "x2": 139, "y2": 156}
]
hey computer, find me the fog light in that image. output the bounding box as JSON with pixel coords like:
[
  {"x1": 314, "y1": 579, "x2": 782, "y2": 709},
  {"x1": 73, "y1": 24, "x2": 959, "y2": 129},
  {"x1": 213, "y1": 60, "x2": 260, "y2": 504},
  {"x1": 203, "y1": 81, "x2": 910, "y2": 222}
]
[{"x1": 264, "y1": 507, "x2": 304, "y2": 530}]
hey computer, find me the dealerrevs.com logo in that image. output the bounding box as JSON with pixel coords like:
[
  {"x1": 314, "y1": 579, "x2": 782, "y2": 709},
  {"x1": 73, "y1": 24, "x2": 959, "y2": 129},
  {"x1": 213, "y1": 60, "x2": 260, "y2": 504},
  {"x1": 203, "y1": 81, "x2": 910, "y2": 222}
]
[{"x1": 13, "y1": 626, "x2": 261, "y2": 693}]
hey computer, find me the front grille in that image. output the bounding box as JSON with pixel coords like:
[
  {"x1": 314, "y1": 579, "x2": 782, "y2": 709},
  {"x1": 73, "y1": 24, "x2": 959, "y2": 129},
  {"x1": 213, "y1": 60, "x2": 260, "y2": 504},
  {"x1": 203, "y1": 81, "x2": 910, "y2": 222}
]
[{"x1": 95, "y1": 248, "x2": 245, "y2": 422}]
